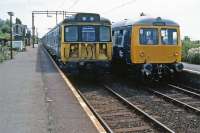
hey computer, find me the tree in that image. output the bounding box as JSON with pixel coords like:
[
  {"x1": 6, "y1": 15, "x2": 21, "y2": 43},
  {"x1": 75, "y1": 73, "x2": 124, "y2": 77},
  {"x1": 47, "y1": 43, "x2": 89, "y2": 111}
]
[
  {"x1": 183, "y1": 36, "x2": 191, "y2": 42},
  {"x1": 16, "y1": 18, "x2": 22, "y2": 24},
  {"x1": 0, "y1": 18, "x2": 11, "y2": 40},
  {"x1": 1, "y1": 24, "x2": 10, "y2": 33}
]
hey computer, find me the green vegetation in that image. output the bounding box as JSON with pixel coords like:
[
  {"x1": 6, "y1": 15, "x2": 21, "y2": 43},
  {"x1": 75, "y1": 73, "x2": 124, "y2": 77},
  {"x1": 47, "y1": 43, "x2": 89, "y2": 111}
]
[
  {"x1": 0, "y1": 18, "x2": 22, "y2": 63},
  {"x1": 182, "y1": 36, "x2": 200, "y2": 64},
  {"x1": 0, "y1": 19, "x2": 10, "y2": 40},
  {"x1": 0, "y1": 45, "x2": 10, "y2": 63},
  {"x1": 0, "y1": 18, "x2": 10, "y2": 63}
]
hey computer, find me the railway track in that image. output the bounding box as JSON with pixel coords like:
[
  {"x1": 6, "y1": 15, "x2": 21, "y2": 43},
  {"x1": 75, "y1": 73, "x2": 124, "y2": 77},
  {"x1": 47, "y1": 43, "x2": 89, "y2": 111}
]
[
  {"x1": 46, "y1": 41, "x2": 200, "y2": 133},
  {"x1": 169, "y1": 83, "x2": 200, "y2": 94},
  {"x1": 105, "y1": 79, "x2": 200, "y2": 133},
  {"x1": 148, "y1": 84, "x2": 200, "y2": 114},
  {"x1": 71, "y1": 79, "x2": 174, "y2": 133}
]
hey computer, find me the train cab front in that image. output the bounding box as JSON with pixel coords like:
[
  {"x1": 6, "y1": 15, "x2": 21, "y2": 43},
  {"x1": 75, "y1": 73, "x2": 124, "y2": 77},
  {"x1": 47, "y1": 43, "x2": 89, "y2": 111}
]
[
  {"x1": 132, "y1": 17, "x2": 183, "y2": 80},
  {"x1": 60, "y1": 15, "x2": 112, "y2": 74}
]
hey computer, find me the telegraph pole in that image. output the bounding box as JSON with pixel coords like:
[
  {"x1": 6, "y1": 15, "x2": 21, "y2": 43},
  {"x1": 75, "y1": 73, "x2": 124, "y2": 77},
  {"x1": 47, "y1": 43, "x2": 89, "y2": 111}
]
[
  {"x1": 56, "y1": 11, "x2": 58, "y2": 25},
  {"x1": 32, "y1": 13, "x2": 35, "y2": 48}
]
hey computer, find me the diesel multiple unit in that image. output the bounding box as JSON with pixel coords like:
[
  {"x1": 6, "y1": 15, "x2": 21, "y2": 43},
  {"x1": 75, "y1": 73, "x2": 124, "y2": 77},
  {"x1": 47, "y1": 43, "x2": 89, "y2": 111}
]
[{"x1": 112, "y1": 17, "x2": 183, "y2": 80}]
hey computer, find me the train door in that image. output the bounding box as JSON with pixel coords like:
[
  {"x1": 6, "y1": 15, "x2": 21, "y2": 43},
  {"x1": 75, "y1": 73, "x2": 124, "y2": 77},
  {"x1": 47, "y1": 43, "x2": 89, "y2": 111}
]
[
  {"x1": 121, "y1": 27, "x2": 132, "y2": 64},
  {"x1": 113, "y1": 29, "x2": 123, "y2": 60}
]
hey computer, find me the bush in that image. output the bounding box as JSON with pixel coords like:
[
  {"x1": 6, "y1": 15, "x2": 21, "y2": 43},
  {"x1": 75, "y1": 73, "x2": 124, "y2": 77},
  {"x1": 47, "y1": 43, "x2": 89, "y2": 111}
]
[
  {"x1": 186, "y1": 47, "x2": 200, "y2": 64},
  {"x1": 182, "y1": 41, "x2": 200, "y2": 64},
  {"x1": 0, "y1": 45, "x2": 10, "y2": 62}
]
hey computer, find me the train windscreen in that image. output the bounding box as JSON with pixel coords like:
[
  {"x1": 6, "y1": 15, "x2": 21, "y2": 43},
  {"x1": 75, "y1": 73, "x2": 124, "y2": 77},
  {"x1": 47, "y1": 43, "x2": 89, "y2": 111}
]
[
  {"x1": 139, "y1": 28, "x2": 158, "y2": 45},
  {"x1": 81, "y1": 26, "x2": 96, "y2": 42},
  {"x1": 100, "y1": 26, "x2": 110, "y2": 42},
  {"x1": 161, "y1": 29, "x2": 178, "y2": 45},
  {"x1": 64, "y1": 26, "x2": 78, "y2": 42}
]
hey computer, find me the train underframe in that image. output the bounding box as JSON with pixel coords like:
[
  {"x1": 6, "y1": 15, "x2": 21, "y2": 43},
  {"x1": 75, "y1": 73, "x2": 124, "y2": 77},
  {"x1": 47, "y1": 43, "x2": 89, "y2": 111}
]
[
  {"x1": 112, "y1": 60, "x2": 184, "y2": 81},
  {"x1": 140, "y1": 63, "x2": 184, "y2": 81},
  {"x1": 59, "y1": 60, "x2": 111, "y2": 75}
]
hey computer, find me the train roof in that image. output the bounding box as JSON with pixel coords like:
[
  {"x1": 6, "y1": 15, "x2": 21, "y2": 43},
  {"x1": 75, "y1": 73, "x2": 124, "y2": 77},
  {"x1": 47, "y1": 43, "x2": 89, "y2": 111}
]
[
  {"x1": 42, "y1": 13, "x2": 111, "y2": 38},
  {"x1": 63, "y1": 13, "x2": 111, "y2": 25},
  {"x1": 112, "y1": 17, "x2": 179, "y2": 28}
]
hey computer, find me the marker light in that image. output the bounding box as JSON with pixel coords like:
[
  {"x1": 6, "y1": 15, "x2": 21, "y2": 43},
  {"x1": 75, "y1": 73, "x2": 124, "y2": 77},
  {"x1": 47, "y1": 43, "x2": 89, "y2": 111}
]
[
  {"x1": 82, "y1": 17, "x2": 87, "y2": 21},
  {"x1": 174, "y1": 52, "x2": 179, "y2": 56},
  {"x1": 139, "y1": 51, "x2": 145, "y2": 57}
]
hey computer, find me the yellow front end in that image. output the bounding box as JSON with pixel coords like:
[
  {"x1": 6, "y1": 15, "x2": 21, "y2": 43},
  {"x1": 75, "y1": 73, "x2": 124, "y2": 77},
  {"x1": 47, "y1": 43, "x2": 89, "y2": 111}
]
[
  {"x1": 60, "y1": 26, "x2": 112, "y2": 63},
  {"x1": 131, "y1": 25, "x2": 182, "y2": 64},
  {"x1": 61, "y1": 43, "x2": 112, "y2": 63}
]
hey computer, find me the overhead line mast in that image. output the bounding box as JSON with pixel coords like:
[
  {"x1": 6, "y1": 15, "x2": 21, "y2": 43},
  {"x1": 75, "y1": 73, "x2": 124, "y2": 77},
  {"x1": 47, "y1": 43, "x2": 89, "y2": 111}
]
[{"x1": 31, "y1": 10, "x2": 79, "y2": 48}]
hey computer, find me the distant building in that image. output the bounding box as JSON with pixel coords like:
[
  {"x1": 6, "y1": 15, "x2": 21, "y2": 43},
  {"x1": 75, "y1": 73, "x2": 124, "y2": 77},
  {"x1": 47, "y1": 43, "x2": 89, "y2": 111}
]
[{"x1": 13, "y1": 24, "x2": 31, "y2": 46}]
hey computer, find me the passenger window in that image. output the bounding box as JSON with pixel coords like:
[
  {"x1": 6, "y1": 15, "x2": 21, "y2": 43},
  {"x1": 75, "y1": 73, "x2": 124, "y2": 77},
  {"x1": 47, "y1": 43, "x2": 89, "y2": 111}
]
[
  {"x1": 161, "y1": 29, "x2": 177, "y2": 45},
  {"x1": 140, "y1": 28, "x2": 158, "y2": 45}
]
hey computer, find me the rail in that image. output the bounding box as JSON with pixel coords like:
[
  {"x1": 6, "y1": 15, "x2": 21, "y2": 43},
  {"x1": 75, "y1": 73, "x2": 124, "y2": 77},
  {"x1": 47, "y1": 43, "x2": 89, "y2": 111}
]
[{"x1": 103, "y1": 85, "x2": 175, "y2": 133}]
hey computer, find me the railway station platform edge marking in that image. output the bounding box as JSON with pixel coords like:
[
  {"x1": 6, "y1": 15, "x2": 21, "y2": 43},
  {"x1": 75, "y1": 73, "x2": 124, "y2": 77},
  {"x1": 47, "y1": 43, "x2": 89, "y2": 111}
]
[
  {"x1": 184, "y1": 69, "x2": 200, "y2": 75},
  {"x1": 42, "y1": 46, "x2": 106, "y2": 133}
]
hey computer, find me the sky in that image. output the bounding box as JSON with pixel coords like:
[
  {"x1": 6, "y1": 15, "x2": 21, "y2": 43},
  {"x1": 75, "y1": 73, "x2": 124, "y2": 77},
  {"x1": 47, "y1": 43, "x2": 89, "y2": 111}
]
[{"x1": 0, "y1": 0, "x2": 199, "y2": 40}]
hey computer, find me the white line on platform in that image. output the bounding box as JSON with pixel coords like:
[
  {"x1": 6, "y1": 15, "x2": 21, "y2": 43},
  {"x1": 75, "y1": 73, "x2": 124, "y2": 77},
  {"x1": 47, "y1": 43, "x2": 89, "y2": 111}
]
[
  {"x1": 43, "y1": 46, "x2": 106, "y2": 133},
  {"x1": 184, "y1": 69, "x2": 200, "y2": 75}
]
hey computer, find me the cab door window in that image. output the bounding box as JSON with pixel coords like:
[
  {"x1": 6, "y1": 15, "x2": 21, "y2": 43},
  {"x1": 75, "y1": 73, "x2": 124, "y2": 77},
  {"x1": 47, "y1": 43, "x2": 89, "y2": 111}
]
[{"x1": 140, "y1": 28, "x2": 158, "y2": 45}]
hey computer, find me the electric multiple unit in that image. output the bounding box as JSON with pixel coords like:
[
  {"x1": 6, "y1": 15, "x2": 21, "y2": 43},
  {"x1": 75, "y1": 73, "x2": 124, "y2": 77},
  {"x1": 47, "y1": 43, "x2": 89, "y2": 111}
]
[{"x1": 42, "y1": 13, "x2": 112, "y2": 74}]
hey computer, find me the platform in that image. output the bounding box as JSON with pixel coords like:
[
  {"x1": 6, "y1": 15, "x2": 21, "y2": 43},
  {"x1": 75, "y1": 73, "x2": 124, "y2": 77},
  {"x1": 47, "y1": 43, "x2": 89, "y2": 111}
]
[
  {"x1": 183, "y1": 62, "x2": 200, "y2": 74},
  {"x1": 0, "y1": 46, "x2": 99, "y2": 133}
]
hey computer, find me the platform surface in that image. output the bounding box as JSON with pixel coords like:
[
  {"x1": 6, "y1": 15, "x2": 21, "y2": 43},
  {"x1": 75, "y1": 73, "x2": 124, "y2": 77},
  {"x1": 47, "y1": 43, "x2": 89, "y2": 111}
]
[
  {"x1": 183, "y1": 62, "x2": 200, "y2": 72},
  {"x1": 0, "y1": 46, "x2": 99, "y2": 133}
]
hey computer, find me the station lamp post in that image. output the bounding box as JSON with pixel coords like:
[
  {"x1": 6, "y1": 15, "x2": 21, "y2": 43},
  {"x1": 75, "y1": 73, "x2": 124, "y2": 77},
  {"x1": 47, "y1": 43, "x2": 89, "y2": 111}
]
[{"x1": 7, "y1": 12, "x2": 14, "y2": 59}]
